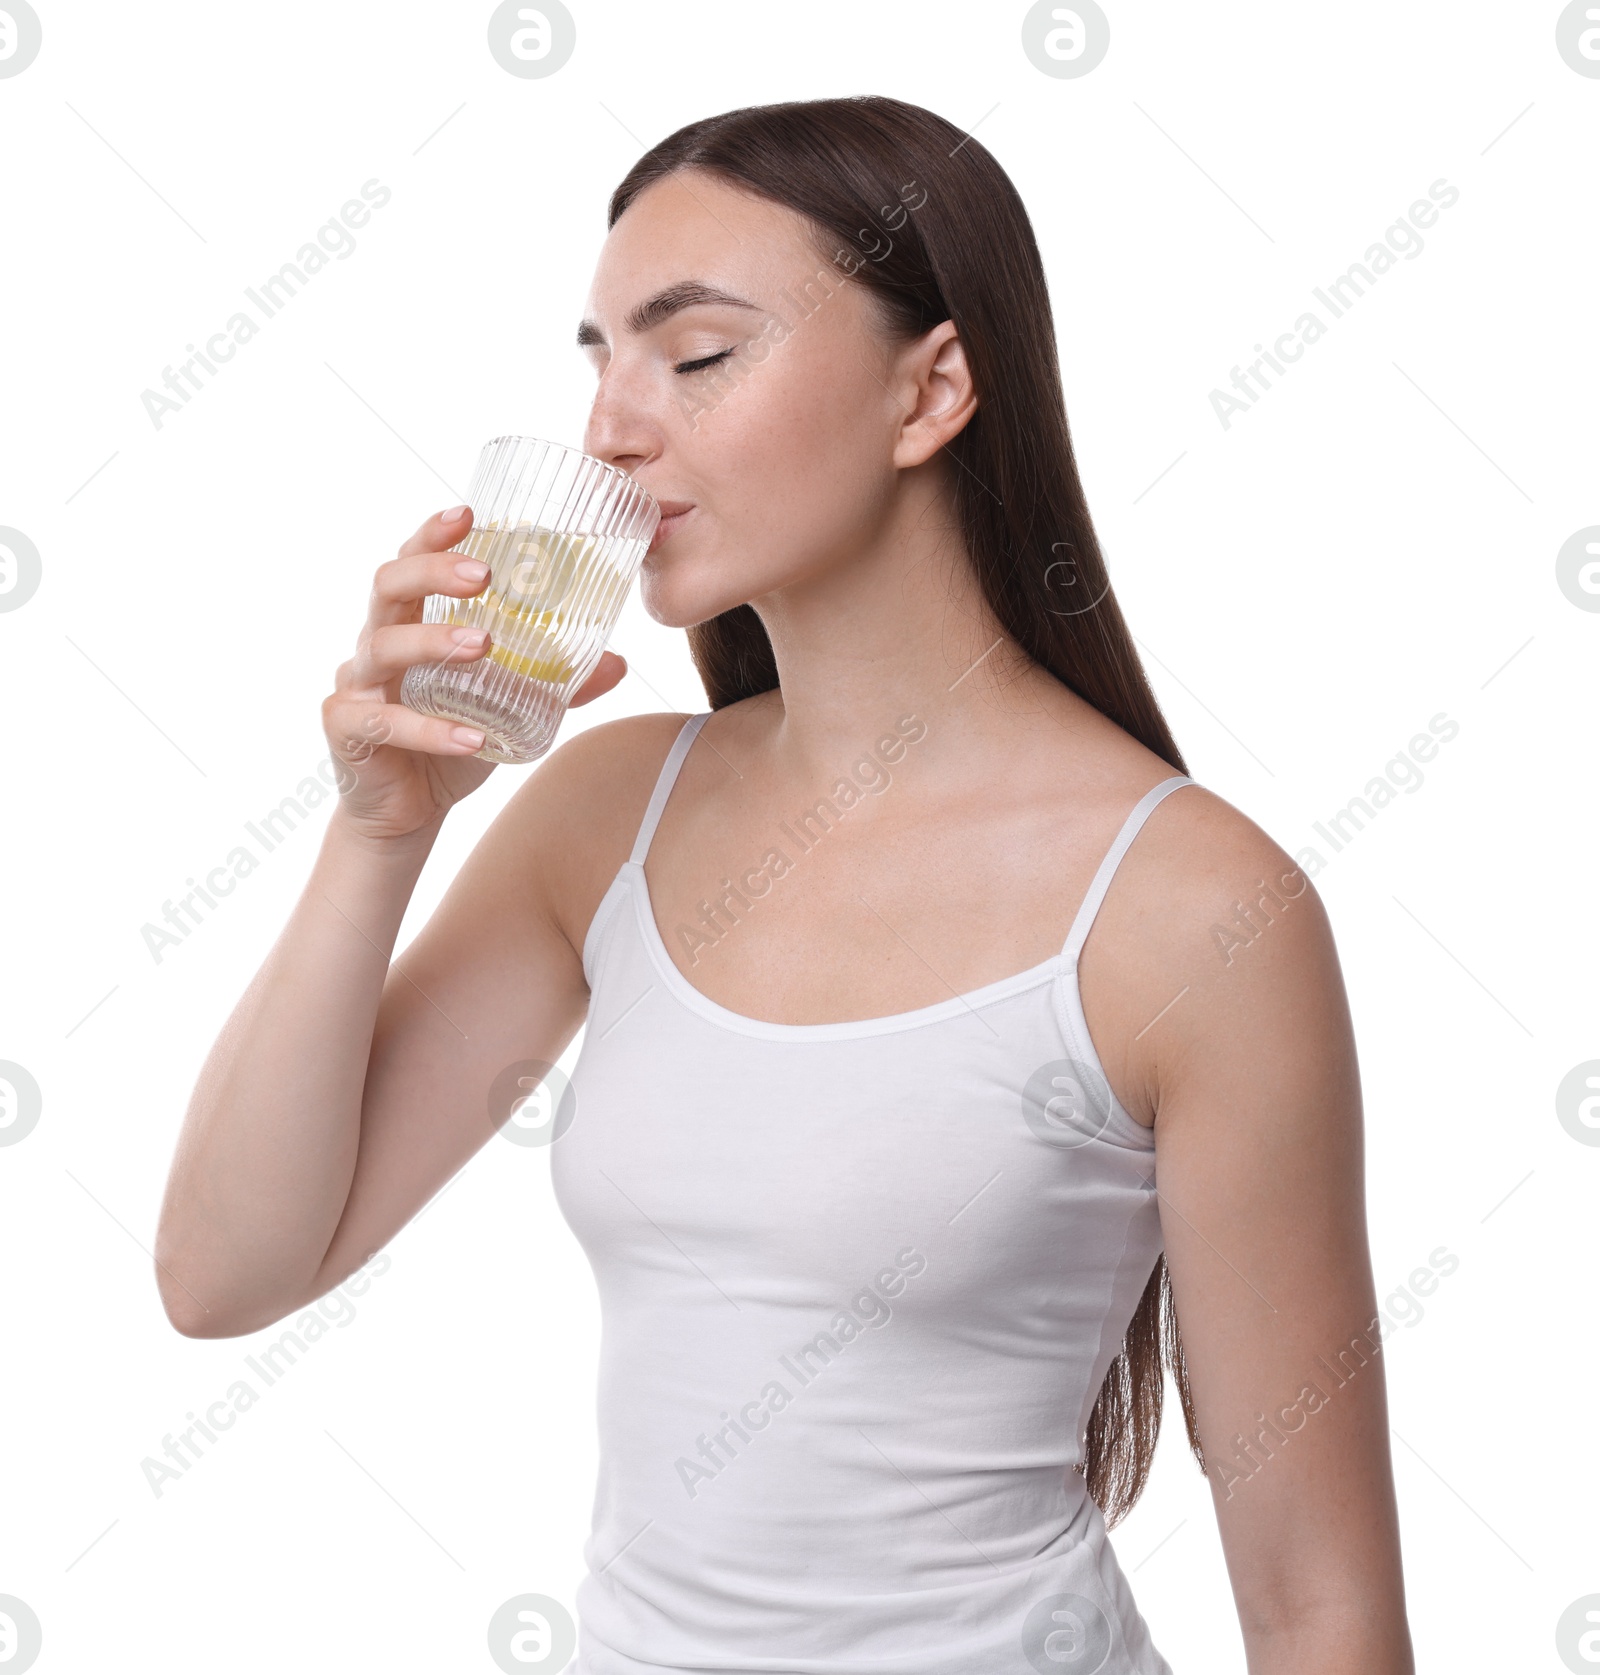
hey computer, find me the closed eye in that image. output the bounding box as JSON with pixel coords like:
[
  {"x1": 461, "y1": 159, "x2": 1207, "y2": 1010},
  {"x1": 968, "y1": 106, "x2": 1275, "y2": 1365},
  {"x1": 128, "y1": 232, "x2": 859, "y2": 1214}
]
[{"x1": 675, "y1": 349, "x2": 733, "y2": 375}]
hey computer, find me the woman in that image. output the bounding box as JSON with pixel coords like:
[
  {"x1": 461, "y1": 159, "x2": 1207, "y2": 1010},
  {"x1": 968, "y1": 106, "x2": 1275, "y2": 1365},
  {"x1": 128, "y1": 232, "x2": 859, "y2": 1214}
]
[{"x1": 156, "y1": 96, "x2": 1414, "y2": 1673}]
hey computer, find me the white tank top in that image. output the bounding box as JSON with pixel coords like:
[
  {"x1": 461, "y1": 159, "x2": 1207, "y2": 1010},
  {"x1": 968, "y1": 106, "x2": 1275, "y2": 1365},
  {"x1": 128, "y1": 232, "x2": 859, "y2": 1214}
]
[{"x1": 555, "y1": 710, "x2": 1195, "y2": 1674}]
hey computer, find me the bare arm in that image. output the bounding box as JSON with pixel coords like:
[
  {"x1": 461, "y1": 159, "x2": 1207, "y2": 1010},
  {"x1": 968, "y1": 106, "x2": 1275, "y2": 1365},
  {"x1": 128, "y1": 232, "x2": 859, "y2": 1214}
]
[
  {"x1": 155, "y1": 812, "x2": 445, "y2": 1335},
  {"x1": 1111, "y1": 797, "x2": 1413, "y2": 1672},
  {"x1": 153, "y1": 506, "x2": 623, "y2": 1337}
]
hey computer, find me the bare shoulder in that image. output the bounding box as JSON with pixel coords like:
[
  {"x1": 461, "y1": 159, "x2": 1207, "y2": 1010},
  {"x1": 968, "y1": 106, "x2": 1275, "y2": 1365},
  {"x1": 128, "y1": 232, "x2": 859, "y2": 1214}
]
[
  {"x1": 494, "y1": 708, "x2": 699, "y2": 959},
  {"x1": 1081, "y1": 778, "x2": 1347, "y2": 1128},
  {"x1": 1126, "y1": 779, "x2": 1322, "y2": 936},
  {"x1": 502, "y1": 690, "x2": 790, "y2": 953}
]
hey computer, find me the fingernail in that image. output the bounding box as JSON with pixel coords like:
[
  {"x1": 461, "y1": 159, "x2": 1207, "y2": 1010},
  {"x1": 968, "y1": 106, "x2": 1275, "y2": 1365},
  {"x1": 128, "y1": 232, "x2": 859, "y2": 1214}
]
[
  {"x1": 441, "y1": 504, "x2": 470, "y2": 522},
  {"x1": 451, "y1": 726, "x2": 485, "y2": 749},
  {"x1": 454, "y1": 559, "x2": 490, "y2": 581},
  {"x1": 452, "y1": 627, "x2": 487, "y2": 645}
]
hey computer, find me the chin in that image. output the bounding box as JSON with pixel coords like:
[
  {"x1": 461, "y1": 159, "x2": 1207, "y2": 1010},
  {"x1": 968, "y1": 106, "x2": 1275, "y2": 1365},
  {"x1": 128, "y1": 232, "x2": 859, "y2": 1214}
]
[{"x1": 639, "y1": 552, "x2": 757, "y2": 630}]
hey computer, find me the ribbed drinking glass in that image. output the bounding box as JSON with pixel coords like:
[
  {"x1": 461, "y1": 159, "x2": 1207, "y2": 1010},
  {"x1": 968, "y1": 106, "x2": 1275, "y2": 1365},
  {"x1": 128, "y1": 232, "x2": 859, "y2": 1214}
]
[{"x1": 401, "y1": 436, "x2": 659, "y2": 764}]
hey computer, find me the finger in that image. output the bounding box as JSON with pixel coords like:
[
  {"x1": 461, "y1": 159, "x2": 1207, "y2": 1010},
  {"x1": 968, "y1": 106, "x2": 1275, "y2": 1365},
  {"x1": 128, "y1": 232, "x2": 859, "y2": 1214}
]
[
  {"x1": 368, "y1": 539, "x2": 491, "y2": 633},
  {"x1": 347, "y1": 620, "x2": 492, "y2": 691},
  {"x1": 571, "y1": 649, "x2": 628, "y2": 708},
  {"x1": 398, "y1": 504, "x2": 472, "y2": 562},
  {"x1": 322, "y1": 694, "x2": 488, "y2": 765}
]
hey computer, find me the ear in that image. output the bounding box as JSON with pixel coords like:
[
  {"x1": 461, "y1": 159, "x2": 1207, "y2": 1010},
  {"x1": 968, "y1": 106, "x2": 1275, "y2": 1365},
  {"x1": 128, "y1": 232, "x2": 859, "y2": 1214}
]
[{"x1": 890, "y1": 320, "x2": 979, "y2": 469}]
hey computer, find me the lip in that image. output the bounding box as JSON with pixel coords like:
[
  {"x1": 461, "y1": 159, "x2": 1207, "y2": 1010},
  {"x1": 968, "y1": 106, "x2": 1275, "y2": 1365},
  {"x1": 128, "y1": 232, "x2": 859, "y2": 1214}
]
[{"x1": 648, "y1": 502, "x2": 696, "y2": 554}]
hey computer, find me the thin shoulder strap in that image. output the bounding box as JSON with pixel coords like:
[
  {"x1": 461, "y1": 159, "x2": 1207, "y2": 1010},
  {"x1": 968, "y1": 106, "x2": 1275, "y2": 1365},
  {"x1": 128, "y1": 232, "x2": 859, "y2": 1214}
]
[
  {"x1": 629, "y1": 711, "x2": 712, "y2": 866},
  {"x1": 1060, "y1": 776, "x2": 1196, "y2": 967}
]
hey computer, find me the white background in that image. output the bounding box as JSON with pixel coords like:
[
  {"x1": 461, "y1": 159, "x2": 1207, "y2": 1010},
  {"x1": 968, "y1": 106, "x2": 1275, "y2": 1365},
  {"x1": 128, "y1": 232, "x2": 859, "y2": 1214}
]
[{"x1": 2, "y1": 2, "x2": 1596, "y2": 1670}]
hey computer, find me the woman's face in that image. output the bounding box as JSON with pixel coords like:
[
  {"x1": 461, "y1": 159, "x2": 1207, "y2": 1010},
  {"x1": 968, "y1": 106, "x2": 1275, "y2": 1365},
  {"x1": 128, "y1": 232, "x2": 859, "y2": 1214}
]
[{"x1": 580, "y1": 168, "x2": 940, "y2": 629}]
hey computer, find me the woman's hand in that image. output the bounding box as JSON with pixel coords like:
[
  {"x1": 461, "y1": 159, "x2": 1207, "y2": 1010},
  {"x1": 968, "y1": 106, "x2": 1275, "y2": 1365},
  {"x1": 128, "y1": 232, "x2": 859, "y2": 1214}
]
[{"x1": 321, "y1": 505, "x2": 627, "y2": 844}]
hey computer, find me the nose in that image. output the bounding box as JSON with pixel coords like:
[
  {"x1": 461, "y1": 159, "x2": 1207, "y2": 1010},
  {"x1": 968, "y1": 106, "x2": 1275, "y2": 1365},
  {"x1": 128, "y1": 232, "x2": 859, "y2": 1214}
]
[{"x1": 583, "y1": 361, "x2": 658, "y2": 477}]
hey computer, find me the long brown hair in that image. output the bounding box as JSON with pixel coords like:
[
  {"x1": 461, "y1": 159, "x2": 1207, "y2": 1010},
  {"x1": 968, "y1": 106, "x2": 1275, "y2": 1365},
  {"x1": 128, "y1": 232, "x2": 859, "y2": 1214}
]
[{"x1": 606, "y1": 95, "x2": 1206, "y2": 1525}]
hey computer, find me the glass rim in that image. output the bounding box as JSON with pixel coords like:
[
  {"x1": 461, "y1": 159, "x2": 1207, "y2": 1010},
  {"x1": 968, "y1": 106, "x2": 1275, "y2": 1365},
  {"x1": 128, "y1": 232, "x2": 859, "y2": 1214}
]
[{"x1": 479, "y1": 434, "x2": 655, "y2": 505}]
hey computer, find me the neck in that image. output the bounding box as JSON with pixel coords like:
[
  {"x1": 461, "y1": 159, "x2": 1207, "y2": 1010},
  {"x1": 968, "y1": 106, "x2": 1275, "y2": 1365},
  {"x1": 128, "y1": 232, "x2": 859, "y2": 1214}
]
[{"x1": 739, "y1": 470, "x2": 1088, "y2": 783}]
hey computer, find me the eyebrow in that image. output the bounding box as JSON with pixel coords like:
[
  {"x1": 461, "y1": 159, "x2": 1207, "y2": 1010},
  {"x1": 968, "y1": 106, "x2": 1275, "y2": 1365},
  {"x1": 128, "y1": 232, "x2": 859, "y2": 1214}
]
[{"x1": 576, "y1": 280, "x2": 762, "y2": 348}]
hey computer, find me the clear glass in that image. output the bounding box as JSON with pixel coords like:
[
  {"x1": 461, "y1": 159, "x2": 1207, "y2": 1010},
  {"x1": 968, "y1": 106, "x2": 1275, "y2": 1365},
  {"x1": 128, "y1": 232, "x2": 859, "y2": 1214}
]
[{"x1": 400, "y1": 436, "x2": 659, "y2": 764}]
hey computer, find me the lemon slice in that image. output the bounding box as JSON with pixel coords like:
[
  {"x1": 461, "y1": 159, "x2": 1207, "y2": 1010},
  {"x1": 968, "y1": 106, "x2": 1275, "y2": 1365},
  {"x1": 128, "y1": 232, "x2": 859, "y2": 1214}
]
[
  {"x1": 502, "y1": 527, "x2": 596, "y2": 611},
  {"x1": 485, "y1": 639, "x2": 575, "y2": 684},
  {"x1": 445, "y1": 519, "x2": 626, "y2": 687}
]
